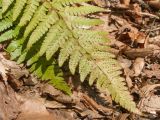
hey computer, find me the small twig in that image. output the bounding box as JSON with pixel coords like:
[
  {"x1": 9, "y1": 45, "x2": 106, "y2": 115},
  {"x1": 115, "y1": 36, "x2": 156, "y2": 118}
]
[
  {"x1": 127, "y1": 10, "x2": 160, "y2": 19},
  {"x1": 81, "y1": 93, "x2": 113, "y2": 115}
]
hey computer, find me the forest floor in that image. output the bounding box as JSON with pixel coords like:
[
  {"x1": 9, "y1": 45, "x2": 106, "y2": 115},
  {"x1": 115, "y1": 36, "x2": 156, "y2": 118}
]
[{"x1": 1, "y1": 0, "x2": 160, "y2": 120}]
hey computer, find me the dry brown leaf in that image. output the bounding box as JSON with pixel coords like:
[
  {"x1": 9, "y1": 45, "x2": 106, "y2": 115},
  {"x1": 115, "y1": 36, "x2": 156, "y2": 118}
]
[
  {"x1": 17, "y1": 98, "x2": 54, "y2": 120},
  {"x1": 120, "y1": 0, "x2": 130, "y2": 6},
  {"x1": 133, "y1": 58, "x2": 145, "y2": 76},
  {"x1": 94, "y1": 0, "x2": 108, "y2": 7},
  {"x1": 144, "y1": 63, "x2": 160, "y2": 79},
  {"x1": 118, "y1": 56, "x2": 132, "y2": 69},
  {"x1": 118, "y1": 56, "x2": 133, "y2": 88},
  {"x1": 139, "y1": 84, "x2": 160, "y2": 114}
]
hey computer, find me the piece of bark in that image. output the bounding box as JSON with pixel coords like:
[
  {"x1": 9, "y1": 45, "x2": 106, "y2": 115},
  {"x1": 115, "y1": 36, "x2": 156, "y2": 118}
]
[
  {"x1": 0, "y1": 82, "x2": 20, "y2": 120},
  {"x1": 16, "y1": 98, "x2": 54, "y2": 120}
]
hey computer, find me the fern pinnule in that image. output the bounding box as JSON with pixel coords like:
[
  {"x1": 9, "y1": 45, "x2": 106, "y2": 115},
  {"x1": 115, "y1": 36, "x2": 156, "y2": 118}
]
[
  {"x1": 53, "y1": 0, "x2": 92, "y2": 6},
  {"x1": 23, "y1": 2, "x2": 50, "y2": 38},
  {"x1": 0, "y1": 18, "x2": 12, "y2": 32},
  {"x1": 79, "y1": 58, "x2": 92, "y2": 82},
  {"x1": 69, "y1": 16, "x2": 104, "y2": 28},
  {"x1": 13, "y1": 0, "x2": 27, "y2": 21},
  {"x1": 6, "y1": 39, "x2": 22, "y2": 53},
  {"x1": 46, "y1": 27, "x2": 72, "y2": 60},
  {"x1": 58, "y1": 40, "x2": 75, "y2": 67},
  {"x1": 39, "y1": 23, "x2": 62, "y2": 57},
  {"x1": 0, "y1": 29, "x2": 13, "y2": 42},
  {"x1": 29, "y1": 57, "x2": 71, "y2": 94},
  {"x1": 88, "y1": 68, "x2": 99, "y2": 85},
  {"x1": 27, "y1": 54, "x2": 39, "y2": 66},
  {"x1": 64, "y1": 5, "x2": 105, "y2": 16},
  {"x1": 27, "y1": 11, "x2": 59, "y2": 49},
  {"x1": 69, "y1": 50, "x2": 82, "y2": 74},
  {"x1": 2, "y1": 0, "x2": 14, "y2": 13},
  {"x1": 18, "y1": 0, "x2": 41, "y2": 26},
  {"x1": 10, "y1": 46, "x2": 22, "y2": 60}
]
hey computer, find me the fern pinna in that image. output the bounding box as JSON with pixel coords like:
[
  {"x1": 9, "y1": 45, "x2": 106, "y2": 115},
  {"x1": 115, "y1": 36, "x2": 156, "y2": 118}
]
[{"x1": 0, "y1": 0, "x2": 141, "y2": 114}]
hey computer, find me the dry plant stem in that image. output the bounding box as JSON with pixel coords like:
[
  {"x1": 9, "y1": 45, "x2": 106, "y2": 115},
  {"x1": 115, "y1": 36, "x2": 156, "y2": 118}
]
[
  {"x1": 127, "y1": 10, "x2": 159, "y2": 19},
  {"x1": 81, "y1": 93, "x2": 113, "y2": 115},
  {"x1": 144, "y1": 18, "x2": 156, "y2": 48},
  {"x1": 124, "y1": 48, "x2": 153, "y2": 59}
]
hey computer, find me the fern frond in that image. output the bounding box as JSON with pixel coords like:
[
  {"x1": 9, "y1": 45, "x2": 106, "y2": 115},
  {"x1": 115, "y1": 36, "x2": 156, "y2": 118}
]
[
  {"x1": 0, "y1": 29, "x2": 13, "y2": 42},
  {"x1": 53, "y1": 0, "x2": 92, "y2": 6},
  {"x1": 69, "y1": 16, "x2": 104, "y2": 28},
  {"x1": 38, "y1": 21, "x2": 62, "y2": 56},
  {"x1": 1, "y1": 0, "x2": 142, "y2": 114},
  {"x1": 79, "y1": 57, "x2": 92, "y2": 82},
  {"x1": 46, "y1": 26, "x2": 71, "y2": 60},
  {"x1": 27, "y1": 11, "x2": 59, "y2": 48},
  {"x1": 10, "y1": 46, "x2": 22, "y2": 60},
  {"x1": 6, "y1": 39, "x2": 22, "y2": 53},
  {"x1": 13, "y1": 0, "x2": 27, "y2": 21},
  {"x1": 18, "y1": 0, "x2": 41, "y2": 26},
  {"x1": 29, "y1": 56, "x2": 71, "y2": 94},
  {"x1": 64, "y1": 5, "x2": 105, "y2": 16},
  {"x1": 23, "y1": 2, "x2": 50, "y2": 38},
  {"x1": 2, "y1": 0, "x2": 14, "y2": 13},
  {"x1": 58, "y1": 39, "x2": 75, "y2": 66},
  {"x1": 0, "y1": 17, "x2": 12, "y2": 32},
  {"x1": 69, "y1": 50, "x2": 82, "y2": 74}
]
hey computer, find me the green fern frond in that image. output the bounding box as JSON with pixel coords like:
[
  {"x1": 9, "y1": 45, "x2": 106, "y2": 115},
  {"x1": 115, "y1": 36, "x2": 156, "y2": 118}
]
[
  {"x1": 53, "y1": 0, "x2": 92, "y2": 6},
  {"x1": 58, "y1": 39, "x2": 75, "y2": 66},
  {"x1": 38, "y1": 22, "x2": 62, "y2": 57},
  {"x1": 6, "y1": 39, "x2": 22, "y2": 53},
  {"x1": 79, "y1": 57, "x2": 92, "y2": 82},
  {"x1": 27, "y1": 11, "x2": 59, "y2": 48},
  {"x1": 64, "y1": 5, "x2": 105, "y2": 16},
  {"x1": 2, "y1": 0, "x2": 14, "y2": 13},
  {"x1": 23, "y1": 2, "x2": 50, "y2": 38},
  {"x1": 0, "y1": 0, "x2": 142, "y2": 114},
  {"x1": 0, "y1": 17, "x2": 12, "y2": 32},
  {"x1": 10, "y1": 46, "x2": 22, "y2": 60},
  {"x1": 69, "y1": 16, "x2": 104, "y2": 28},
  {"x1": 18, "y1": 0, "x2": 41, "y2": 26},
  {"x1": 0, "y1": 29, "x2": 13, "y2": 42},
  {"x1": 46, "y1": 26, "x2": 71, "y2": 60},
  {"x1": 29, "y1": 56, "x2": 71, "y2": 94},
  {"x1": 13, "y1": 0, "x2": 27, "y2": 21},
  {"x1": 69, "y1": 50, "x2": 82, "y2": 74}
]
